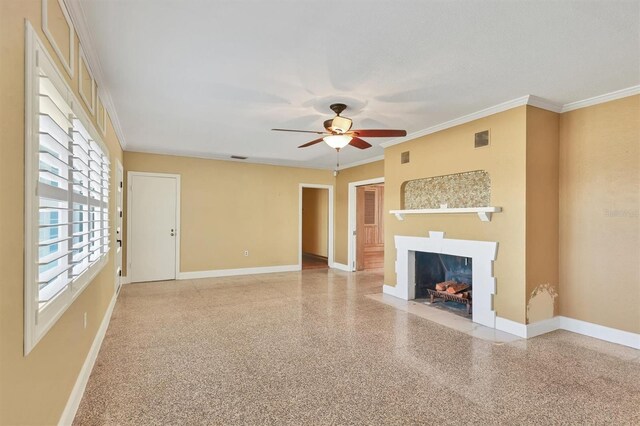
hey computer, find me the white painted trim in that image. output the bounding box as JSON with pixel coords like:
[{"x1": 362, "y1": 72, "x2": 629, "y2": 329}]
[
  {"x1": 41, "y1": 0, "x2": 75, "y2": 78},
  {"x1": 63, "y1": 0, "x2": 127, "y2": 149},
  {"x1": 380, "y1": 95, "x2": 535, "y2": 149},
  {"x1": 58, "y1": 291, "x2": 117, "y2": 426},
  {"x1": 526, "y1": 317, "x2": 561, "y2": 338},
  {"x1": 178, "y1": 264, "x2": 300, "y2": 280},
  {"x1": 495, "y1": 315, "x2": 639, "y2": 349},
  {"x1": 558, "y1": 316, "x2": 640, "y2": 350},
  {"x1": 126, "y1": 172, "x2": 181, "y2": 283},
  {"x1": 389, "y1": 231, "x2": 498, "y2": 328},
  {"x1": 78, "y1": 45, "x2": 95, "y2": 115},
  {"x1": 331, "y1": 262, "x2": 351, "y2": 272},
  {"x1": 338, "y1": 155, "x2": 385, "y2": 171},
  {"x1": 390, "y1": 207, "x2": 502, "y2": 222},
  {"x1": 347, "y1": 177, "x2": 385, "y2": 272},
  {"x1": 120, "y1": 276, "x2": 131, "y2": 285},
  {"x1": 527, "y1": 95, "x2": 563, "y2": 113},
  {"x1": 96, "y1": 96, "x2": 107, "y2": 136},
  {"x1": 380, "y1": 88, "x2": 640, "y2": 150},
  {"x1": 114, "y1": 160, "x2": 124, "y2": 293},
  {"x1": 495, "y1": 316, "x2": 528, "y2": 338},
  {"x1": 299, "y1": 184, "x2": 334, "y2": 269},
  {"x1": 24, "y1": 22, "x2": 110, "y2": 355},
  {"x1": 560, "y1": 85, "x2": 640, "y2": 112}
]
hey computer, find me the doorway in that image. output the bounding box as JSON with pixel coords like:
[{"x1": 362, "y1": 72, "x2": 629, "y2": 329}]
[
  {"x1": 127, "y1": 172, "x2": 180, "y2": 283},
  {"x1": 299, "y1": 184, "x2": 334, "y2": 270},
  {"x1": 301, "y1": 187, "x2": 329, "y2": 269},
  {"x1": 347, "y1": 177, "x2": 384, "y2": 271},
  {"x1": 356, "y1": 184, "x2": 384, "y2": 270}
]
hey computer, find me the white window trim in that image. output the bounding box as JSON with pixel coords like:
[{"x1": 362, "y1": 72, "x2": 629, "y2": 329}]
[
  {"x1": 24, "y1": 22, "x2": 110, "y2": 355},
  {"x1": 78, "y1": 45, "x2": 95, "y2": 116},
  {"x1": 41, "y1": 0, "x2": 75, "y2": 78}
]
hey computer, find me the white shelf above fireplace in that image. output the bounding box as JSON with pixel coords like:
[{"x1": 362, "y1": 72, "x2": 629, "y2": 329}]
[{"x1": 389, "y1": 207, "x2": 502, "y2": 222}]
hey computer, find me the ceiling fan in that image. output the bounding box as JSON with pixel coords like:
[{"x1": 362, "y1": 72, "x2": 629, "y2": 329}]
[{"x1": 272, "y1": 103, "x2": 407, "y2": 151}]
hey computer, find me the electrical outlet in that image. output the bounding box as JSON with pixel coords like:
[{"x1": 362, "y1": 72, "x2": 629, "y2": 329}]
[
  {"x1": 243, "y1": 250, "x2": 249, "y2": 257},
  {"x1": 83, "y1": 312, "x2": 87, "y2": 329}
]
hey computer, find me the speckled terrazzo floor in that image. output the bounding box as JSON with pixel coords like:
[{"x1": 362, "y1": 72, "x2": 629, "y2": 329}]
[{"x1": 74, "y1": 269, "x2": 640, "y2": 425}]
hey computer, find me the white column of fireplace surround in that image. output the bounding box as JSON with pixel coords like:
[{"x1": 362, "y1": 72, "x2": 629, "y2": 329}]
[{"x1": 383, "y1": 231, "x2": 498, "y2": 328}]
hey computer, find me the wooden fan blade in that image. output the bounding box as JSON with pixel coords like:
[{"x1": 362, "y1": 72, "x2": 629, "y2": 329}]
[
  {"x1": 298, "y1": 138, "x2": 324, "y2": 148},
  {"x1": 349, "y1": 137, "x2": 372, "y2": 149},
  {"x1": 350, "y1": 129, "x2": 407, "y2": 137},
  {"x1": 272, "y1": 128, "x2": 327, "y2": 135}
]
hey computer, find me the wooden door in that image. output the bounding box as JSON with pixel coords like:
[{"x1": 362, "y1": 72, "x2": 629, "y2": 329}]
[{"x1": 356, "y1": 185, "x2": 384, "y2": 270}]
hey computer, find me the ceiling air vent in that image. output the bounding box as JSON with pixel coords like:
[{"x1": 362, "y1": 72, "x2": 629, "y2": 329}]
[
  {"x1": 401, "y1": 151, "x2": 410, "y2": 164},
  {"x1": 230, "y1": 155, "x2": 248, "y2": 160},
  {"x1": 475, "y1": 130, "x2": 490, "y2": 148}
]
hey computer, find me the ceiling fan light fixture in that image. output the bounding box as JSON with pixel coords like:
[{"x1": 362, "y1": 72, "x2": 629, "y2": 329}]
[
  {"x1": 323, "y1": 134, "x2": 352, "y2": 149},
  {"x1": 330, "y1": 116, "x2": 352, "y2": 133}
]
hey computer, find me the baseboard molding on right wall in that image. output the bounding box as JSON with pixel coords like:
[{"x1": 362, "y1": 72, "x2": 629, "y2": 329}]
[
  {"x1": 507, "y1": 316, "x2": 640, "y2": 349},
  {"x1": 556, "y1": 316, "x2": 640, "y2": 350}
]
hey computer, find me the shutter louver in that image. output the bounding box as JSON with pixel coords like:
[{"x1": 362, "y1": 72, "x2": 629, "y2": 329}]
[{"x1": 36, "y1": 72, "x2": 110, "y2": 306}]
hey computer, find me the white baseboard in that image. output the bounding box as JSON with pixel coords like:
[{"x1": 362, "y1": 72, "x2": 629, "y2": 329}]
[
  {"x1": 331, "y1": 262, "x2": 352, "y2": 272},
  {"x1": 495, "y1": 316, "x2": 528, "y2": 338},
  {"x1": 382, "y1": 284, "x2": 403, "y2": 299},
  {"x1": 526, "y1": 317, "x2": 560, "y2": 338},
  {"x1": 177, "y1": 264, "x2": 300, "y2": 280},
  {"x1": 120, "y1": 275, "x2": 130, "y2": 285},
  {"x1": 58, "y1": 292, "x2": 118, "y2": 426},
  {"x1": 496, "y1": 315, "x2": 639, "y2": 349},
  {"x1": 557, "y1": 316, "x2": 640, "y2": 350}
]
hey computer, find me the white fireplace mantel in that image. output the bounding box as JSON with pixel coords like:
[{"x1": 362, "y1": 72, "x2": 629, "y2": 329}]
[
  {"x1": 383, "y1": 231, "x2": 498, "y2": 328},
  {"x1": 390, "y1": 206, "x2": 502, "y2": 222}
]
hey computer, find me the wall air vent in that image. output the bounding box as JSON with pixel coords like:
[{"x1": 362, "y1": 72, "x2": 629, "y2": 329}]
[
  {"x1": 475, "y1": 130, "x2": 490, "y2": 148},
  {"x1": 401, "y1": 151, "x2": 410, "y2": 164},
  {"x1": 231, "y1": 155, "x2": 248, "y2": 160}
]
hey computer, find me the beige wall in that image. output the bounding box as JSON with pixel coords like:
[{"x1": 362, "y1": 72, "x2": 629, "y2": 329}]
[
  {"x1": 559, "y1": 95, "x2": 640, "y2": 334},
  {"x1": 302, "y1": 188, "x2": 329, "y2": 257},
  {"x1": 384, "y1": 107, "x2": 528, "y2": 323},
  {"x1": 525, "y1": 106, "x2": 560, "y2": 323},
  {"x1": 124, "y1": 152, "x2": 334, "y2": 272},
  {"x1": 0, "y1": 1, "x2": 124, "y2": 424},
  {"x1": 334, "y1": 161, "x2": 385, "y2": 266}
]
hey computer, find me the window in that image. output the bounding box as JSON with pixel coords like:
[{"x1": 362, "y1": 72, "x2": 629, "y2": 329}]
[{"x1": 24, "y1": 23, "x2": 110, "y2": 354}]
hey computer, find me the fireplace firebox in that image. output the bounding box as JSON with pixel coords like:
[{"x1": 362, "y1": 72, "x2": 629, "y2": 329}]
[{"x1": 415, "y1": 252, "x2": 473, "y2": 297}]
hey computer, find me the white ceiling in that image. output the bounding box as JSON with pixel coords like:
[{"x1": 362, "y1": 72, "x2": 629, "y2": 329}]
[{"x1": 78, "y1": 0, "x2": 639, "y2": 169}]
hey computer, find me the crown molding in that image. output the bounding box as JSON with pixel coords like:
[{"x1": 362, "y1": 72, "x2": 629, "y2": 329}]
[
  {"x1": 63, "y1": 0, "x2": 127, "y2": 150},
  {"x1": 380, "y1": 95, "x2": 536, "y2": 149},
  {"x1": 526, "y1": 95, "x2": 562, "y2": 113},
  {"x1": 560, "y1": 85, "x2": 640, "y2": 113},
  {"x1": 125, "y1": 148, "x2": 332, "y2": 171},
  {"x1": 380, "y1": 87, "x2": 640, "y2": 149},
  {"x1": 338, "y1": 154, "x2": 384, "y2": 171}
]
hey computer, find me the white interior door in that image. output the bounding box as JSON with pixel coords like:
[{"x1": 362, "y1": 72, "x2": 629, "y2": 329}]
[
  {"x1": 129, "y1": 173, "x2": 179, "y2": 283},
  {"x1": 115, "y1": 161, "x2": 124, "y2": 291}
]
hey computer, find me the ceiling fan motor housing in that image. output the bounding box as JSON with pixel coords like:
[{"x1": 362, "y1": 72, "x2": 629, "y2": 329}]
[{"x1": 324, "y1": 103, "x2": 353, "y2": 133}]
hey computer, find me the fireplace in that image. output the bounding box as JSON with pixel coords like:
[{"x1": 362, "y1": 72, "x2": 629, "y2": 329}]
[
  {"x1": 415, "y1": 252, "x2": 472, "y2": 298},
  {"x1": 383, "y1": 231, "x2": 498, "y2": 328}
]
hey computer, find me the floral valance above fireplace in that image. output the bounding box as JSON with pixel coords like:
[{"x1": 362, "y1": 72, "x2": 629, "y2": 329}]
[{"x1": 402, "y1": 170, "x2": 490, "y2": 209}]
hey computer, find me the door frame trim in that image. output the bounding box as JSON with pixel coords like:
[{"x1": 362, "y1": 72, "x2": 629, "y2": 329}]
[
  {"x1": 114, "y1": 159, "x2": 124, "y2": 292},
  {"x1": 348, "y1": 177, "x2": 384, "y2": 272},
  {"x1": 299, "y1": 184, "x2": 334, "y2": 269},
  {"x1": 126, "y1": 171, "x2": 181, "y2": 283}
]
